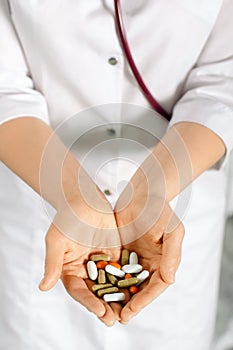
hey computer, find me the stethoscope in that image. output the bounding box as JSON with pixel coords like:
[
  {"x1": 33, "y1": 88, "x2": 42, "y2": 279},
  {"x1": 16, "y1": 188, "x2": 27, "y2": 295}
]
[{"x1": 114, "y1": 0, "x2": 171, "y2": 121}]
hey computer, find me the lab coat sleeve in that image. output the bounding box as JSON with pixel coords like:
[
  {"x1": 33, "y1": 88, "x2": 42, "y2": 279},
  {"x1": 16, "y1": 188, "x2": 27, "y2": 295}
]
[
  {"x1": 0, "y1": 0, "x2": 49, "y2": 125},
  {"x1": 170, "y1": 0, "x2": 233, "y2": 169}
]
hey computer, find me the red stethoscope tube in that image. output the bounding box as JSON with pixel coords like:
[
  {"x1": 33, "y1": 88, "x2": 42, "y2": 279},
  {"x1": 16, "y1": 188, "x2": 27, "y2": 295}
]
[{"x1": 114, "y1": 0, "x2": 171, "y2": 121}]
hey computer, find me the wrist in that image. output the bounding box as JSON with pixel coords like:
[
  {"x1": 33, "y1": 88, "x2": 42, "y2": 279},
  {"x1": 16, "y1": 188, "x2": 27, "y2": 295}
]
[
  {"x1": 130, "y1": 152, "x2": 176, "y2": 202},
  {"x1": 58, "y1": 180, "x2": 112, "y2": 215},
  {"x1": 133, "y1": 126, "x2": 195, "y2": 202}
]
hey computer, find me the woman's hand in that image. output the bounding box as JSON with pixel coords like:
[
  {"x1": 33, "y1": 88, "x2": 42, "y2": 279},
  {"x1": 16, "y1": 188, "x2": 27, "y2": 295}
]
[
  {"x1": 114, "y1": 174, "x2": 185, "y2": 324},
  {"x1": 39, "y1": 193, "x2": 122, "y2": 327}
]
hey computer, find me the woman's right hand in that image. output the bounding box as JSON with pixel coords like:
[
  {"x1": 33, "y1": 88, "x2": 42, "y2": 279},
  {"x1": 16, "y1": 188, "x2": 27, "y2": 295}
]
[
  {"x1": 0, "y1": 117, "x2": 124, "y2": 325},
  {"x1": 39, "y1": 192, "x2": 122, "y2": 327}
]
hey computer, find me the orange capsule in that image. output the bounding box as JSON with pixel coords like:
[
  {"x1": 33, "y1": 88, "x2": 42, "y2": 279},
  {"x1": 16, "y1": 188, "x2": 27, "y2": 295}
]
[
  {"x1": 129, "y1": 285, "x2": 138, "y2": 294},
  {"x1": 109, "y1": 262, "x2": 121, "y2": 269},
  {"x1": 96, "y1": 261, "x2": 108, "y2": 269},
  {"x1": 125, "y1": 273, "x2": 132, "y2": 279}
]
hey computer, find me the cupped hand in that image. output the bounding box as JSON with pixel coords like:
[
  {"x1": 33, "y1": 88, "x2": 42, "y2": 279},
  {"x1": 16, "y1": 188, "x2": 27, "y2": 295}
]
[
  {"x1": 114, "y1": 184, "x2": 185, "y2": 323},
  {"x1": 39, "y1": 192, "x2": 122, "y2": 326}
]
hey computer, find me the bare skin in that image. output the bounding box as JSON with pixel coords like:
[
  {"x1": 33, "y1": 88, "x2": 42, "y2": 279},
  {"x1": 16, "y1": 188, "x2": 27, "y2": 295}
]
[
  {"x1": 114, "y1": 121, "x2": 225, "y2": 323},
  {"x1": 0, "y1": 117, "x2": 226, "y2": 325}
]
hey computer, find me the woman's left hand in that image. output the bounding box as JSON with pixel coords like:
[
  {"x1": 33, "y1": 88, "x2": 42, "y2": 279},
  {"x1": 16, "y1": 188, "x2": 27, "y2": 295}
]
[{"x1": 114, "y1": 178, "x2": 185, "y2": 324}]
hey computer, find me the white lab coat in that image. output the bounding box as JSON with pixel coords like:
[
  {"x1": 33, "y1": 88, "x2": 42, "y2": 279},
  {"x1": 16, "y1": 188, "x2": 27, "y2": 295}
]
[{"x1": 1, "y1": 1, "x2": 233, "y2": 349}]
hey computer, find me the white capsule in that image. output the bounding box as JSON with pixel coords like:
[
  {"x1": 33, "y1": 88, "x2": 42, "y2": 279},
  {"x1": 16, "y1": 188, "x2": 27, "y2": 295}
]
[
  {"x1": 122, "y1": 264, "x2": 143, "y2": 274},
  {"x1": 129, "y1": 252, "x2": 138, "y2": 265},
  {"x1": 87, "y1": 261, "x2": 98, "y2": 280},
  {"x1": 136, "y1": 270, "x2": 150, "y2": 285},
  {"x1": 105, "y1": 264, "x2": 125, "y2": 278},
  {"x1": 103, "y1": 292, "x2": 126, "y2": 302}
]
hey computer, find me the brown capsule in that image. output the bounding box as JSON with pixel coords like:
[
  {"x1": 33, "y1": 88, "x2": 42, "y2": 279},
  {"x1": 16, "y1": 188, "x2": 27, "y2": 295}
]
[
  {"x1": 92, "y1": 283, "x2": 113, "y2": 293},
  {"x1": 97, "y1": 287, "x2": 119, "y2": 297},
  {"x1": 106, "y1": 272, "x2": 118, "y2": 286},
  {"x1": 98, "y1": 269, "x2": 106, "y2": 284},
  {"x1": 121, "y1": 249, "x2": 129, "y2": 266},
  {"x1": 117, "y1": 277, "x2": 139, "y2": 288},
  {"x1": 90, "y1": 254, "x2": 110, "y2": 262}
]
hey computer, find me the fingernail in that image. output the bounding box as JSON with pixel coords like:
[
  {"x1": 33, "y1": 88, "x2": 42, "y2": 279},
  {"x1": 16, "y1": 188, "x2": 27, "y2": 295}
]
[
  {"x1": 121, "y1": 310, "x2": 132, "y2": 323},
  {"x1": 39, "y1": 277, "x2": 49, "y2": 290},
  {"x1": 38, "y1": 281, "x2": 44, "y2": 290},
  {"x1": 119, "y1": 320, "x2": 128, "y2": 325},
  {"x1": 168, "y1": 272, "x2": 175, "y2": 283},
  {"x1": 39, "y1": 278, "x2": 44, "y2": 286}
]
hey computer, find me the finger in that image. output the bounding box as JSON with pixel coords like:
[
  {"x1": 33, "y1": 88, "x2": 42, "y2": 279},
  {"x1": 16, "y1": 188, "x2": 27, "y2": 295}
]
[
  {"x1": 86, "y1": 279, "x2": 120, "y2": 326},
  {"x1": 62, "y1": 275, "x2": 106, "y2": 318},
  {"x1": 98, "y1": 301, "x2": 120, "y2": 326},
  {"x1": 39, "y1": 225, "x2": 65, "y2": 291},
  {"x1": 159, "y1": 221, "x2": 185, "y2": 284},
  {"x1": 120, "y1": 270, "x2": 168, "y2": 323},
  {"x1": 109, "y1": 302, "x2": 122, "y2": 321}
]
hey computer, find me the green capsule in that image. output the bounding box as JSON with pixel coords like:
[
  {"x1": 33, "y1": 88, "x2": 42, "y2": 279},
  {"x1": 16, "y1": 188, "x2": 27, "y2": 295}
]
[
  {"x1": 90, "y1": 254, "x2": 110, "y2": 262},
  {"x1": 121, "y1": 249, "x2": 129, "y2": 266},
  {"x1": 117, "y1": 277, "x2": 139, "y2": 288},
  {"x1": 92, "y1": 283, "x2": 113, "y2": 292},
  {"x1": 106, "y1": 272, "x2": 118, "y2": 286},
  {"x1": 98, "y1": 269, "x2": 106, "y2": 284},
  {"x1": 97, "y1": 287, "x2": 119, "y2": 297}
]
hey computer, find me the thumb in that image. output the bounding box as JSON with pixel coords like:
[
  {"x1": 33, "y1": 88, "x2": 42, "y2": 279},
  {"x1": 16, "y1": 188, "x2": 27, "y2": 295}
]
[
  {"x1": 39, "y1": 225, "x2": 65, "y2": 291},
  {"x1": 159, "y1": 219, "x2": 185, "y2": 285}
]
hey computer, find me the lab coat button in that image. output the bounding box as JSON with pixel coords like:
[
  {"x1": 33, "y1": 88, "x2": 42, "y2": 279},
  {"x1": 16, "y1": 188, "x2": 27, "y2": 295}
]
[
  {"x1": 106, "y1": 128, "x2": 116, "y2": 135},
  {"x1": 108, "y1": 57, "x2": 118, "y2": 65},
  {"x1": 104, "y1": 189, "x2": 112, "y2": 196}
]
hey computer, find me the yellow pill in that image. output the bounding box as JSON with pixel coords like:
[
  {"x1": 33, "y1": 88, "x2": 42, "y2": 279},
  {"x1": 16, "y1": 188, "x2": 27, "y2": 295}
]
[
  {"x1": 92, "y1": 284, "x2": 113, "y2": 292},
  {"x1": 98, "y1": 269, "x2": 106, "y2": 284},
  {"x1": 90, "y1": 254, "x2": 110, "y2": 262},
  {"x1": 106, "y1": 273, "x2": 118, "y2": 286},
  {"x1": 97, "y1": 287, "x2": 119, "y2": 297},
  {"x1": 121, "y1": 249, "x2": 129, "y2": 266},
  {"x1": 117, "y1": 277, "x2": 139, "y2": 288}
]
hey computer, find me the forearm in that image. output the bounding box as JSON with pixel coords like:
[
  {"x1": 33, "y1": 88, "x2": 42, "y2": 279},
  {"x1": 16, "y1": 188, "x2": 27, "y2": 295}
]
[
  {"x1": 0, "y1": 117, "x2": 94, "y2": 210},
  {"x1": 133, "y1": 122, "x2": 226, "y2": 201}
]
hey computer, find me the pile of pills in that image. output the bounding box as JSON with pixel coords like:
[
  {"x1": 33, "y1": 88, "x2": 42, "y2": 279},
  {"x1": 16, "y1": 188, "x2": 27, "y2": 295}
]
[{"x1": 86, "y1": 249, "x2": 149, "y2": 302}]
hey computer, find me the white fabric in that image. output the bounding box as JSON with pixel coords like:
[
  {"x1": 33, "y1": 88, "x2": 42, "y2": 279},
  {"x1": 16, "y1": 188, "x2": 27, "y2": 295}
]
[
  {"x1": 226, "y1": 152, "x2": 233, "y2": 216},
  {"x1": 0, "y1": 1, "x2": 233, "y2": 350}
]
